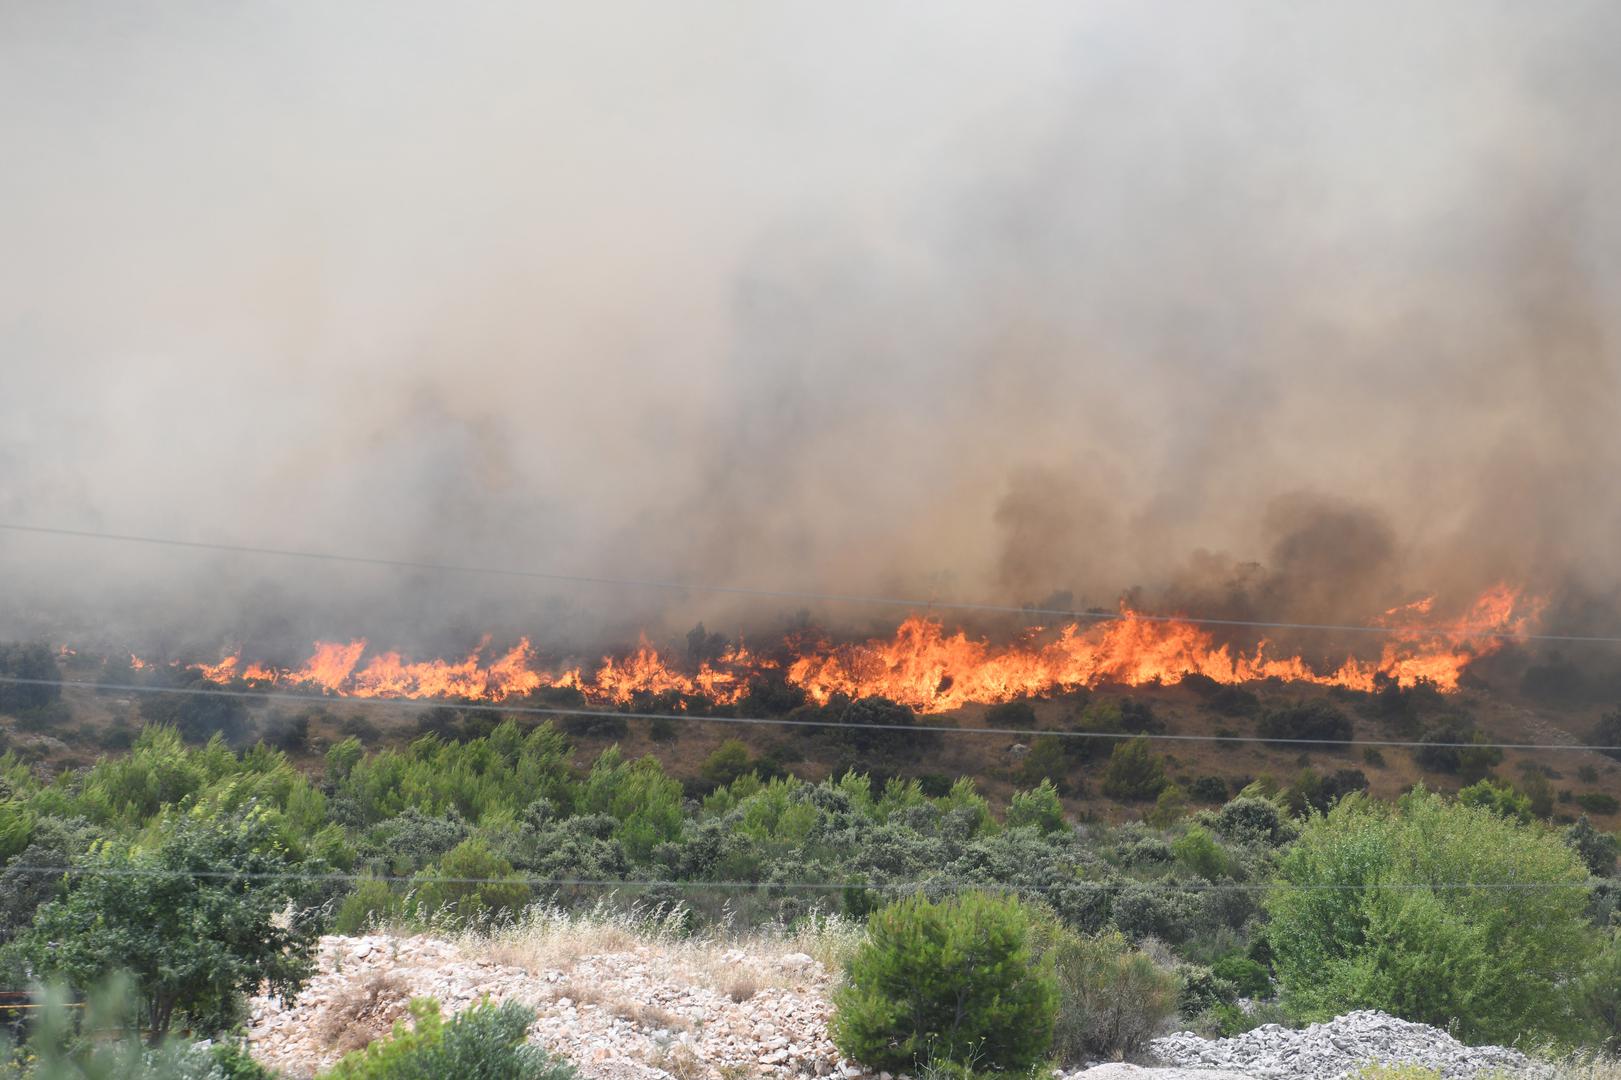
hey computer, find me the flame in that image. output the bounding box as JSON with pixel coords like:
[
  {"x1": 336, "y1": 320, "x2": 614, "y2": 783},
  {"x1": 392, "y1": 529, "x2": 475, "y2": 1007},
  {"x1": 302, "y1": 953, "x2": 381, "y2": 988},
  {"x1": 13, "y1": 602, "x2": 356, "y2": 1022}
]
[{"x1": 176, "y1": 584, "x2": 1540, "y2": 713}]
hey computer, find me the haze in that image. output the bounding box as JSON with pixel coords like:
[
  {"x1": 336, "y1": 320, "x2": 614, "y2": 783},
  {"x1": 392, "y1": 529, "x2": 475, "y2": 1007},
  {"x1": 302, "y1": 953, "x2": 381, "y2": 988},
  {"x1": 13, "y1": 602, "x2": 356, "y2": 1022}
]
[{"x1": 3, "y1": 1, "x2": 1619, "y2": 658}]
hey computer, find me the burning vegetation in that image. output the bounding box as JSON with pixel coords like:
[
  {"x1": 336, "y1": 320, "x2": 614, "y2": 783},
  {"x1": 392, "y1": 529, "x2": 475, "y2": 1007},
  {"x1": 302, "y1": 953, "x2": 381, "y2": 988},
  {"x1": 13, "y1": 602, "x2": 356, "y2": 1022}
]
[{"x1": 164, "y1": 583, "x2": 1538, "y2": 714}]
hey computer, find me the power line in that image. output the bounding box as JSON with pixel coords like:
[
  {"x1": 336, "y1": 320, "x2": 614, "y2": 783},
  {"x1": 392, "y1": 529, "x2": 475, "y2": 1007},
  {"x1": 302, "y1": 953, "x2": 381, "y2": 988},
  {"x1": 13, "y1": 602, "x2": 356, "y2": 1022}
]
[
  {"x1": 0, "y1": 863, "x2": 1603, "y2": 893},
  {"x1": 0, "y1": 674, "x2": 1612, "y2": 754},
  {"x1": 1, "y1": 521, "x2": 1605, "y2": 643}
]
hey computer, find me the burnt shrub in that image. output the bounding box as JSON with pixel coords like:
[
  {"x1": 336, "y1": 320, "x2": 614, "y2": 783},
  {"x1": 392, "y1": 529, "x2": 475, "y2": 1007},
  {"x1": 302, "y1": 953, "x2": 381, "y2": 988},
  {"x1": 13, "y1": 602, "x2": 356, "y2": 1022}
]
[{"x1": 1257, "y1": 700, "x2": 1352, "y2": 747}]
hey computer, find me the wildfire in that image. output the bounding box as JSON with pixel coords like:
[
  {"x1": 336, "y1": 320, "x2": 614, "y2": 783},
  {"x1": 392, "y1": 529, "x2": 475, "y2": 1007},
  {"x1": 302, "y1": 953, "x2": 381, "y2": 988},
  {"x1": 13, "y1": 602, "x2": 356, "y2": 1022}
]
[{"x1": 166, "y1": 584, "x2": 1540, "y2": 713}]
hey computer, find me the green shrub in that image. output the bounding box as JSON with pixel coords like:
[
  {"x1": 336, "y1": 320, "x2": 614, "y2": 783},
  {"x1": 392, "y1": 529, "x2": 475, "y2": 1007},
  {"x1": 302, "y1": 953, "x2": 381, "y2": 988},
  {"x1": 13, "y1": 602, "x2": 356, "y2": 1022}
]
[
  {"x1": 1171, "y1": 826, "x2": 1229, "y2": 879},
  {"x1": 1413, "y1": 721, "x2": 1502, "y2": 781},
  {"x1": 334, "y1": 874, "x2": 401, "y2": 934},
  {"x1": 319, "y1": 997, "x2": 575, "y2": 1079},
  {"x1": 0, "y1": 641, "x2": 62, "y2": 714},
  {"x1": 1566, "y1": 816, "x2": 1619, "y2": 877},
  {"x1": 1577, "y1": 792, "x2": 1620, "y2": 816},
  {"x1": 1007, "y1": 780, "x2": 1065, "y2": 833},
  {"x1": 1257, "y1": 700, "x2": 1352, "y2": 747},
  {"x1": 1101, "y1": 738, "x2": 1168, "y2": 801},
  {"x1": 831, "y1": 892, "x2": 1056, "y2": 1073},
  {"x1": 1210, "y1": 796, "x2": 1295, "y2": 846},
  {"x1": 412, "y1": 838, "x2": 530, "y2": 923},
  {"x1": 1015, "y1": 735, "x2": 1074, "y2": 791},
  {"x1": 1457, "y1": 779, "x2": 1532, "y2": 823},
  {"x1": 14, "y1": 811, "x2": 318, "y2": 1037},
  {"x1": 6, "y1": 976, "x2": 271, "y2": 1079},
  {"x1": 1035, "y1": 925, "x2": 1180, "y2": 1063},
  {"x1": 1594, "y1": 708, "x2": 1621, "y2": 763},
  {"x1": 1210, "y1": 954, "x2": 1270, "y2": 998},
  {"x1": 1189, "y1": 776, "x2": 1230, "y2": 803},
  {"x1": 1266, "y1": 787, "x2": 1596, "y2": 1044},
  {"x1": 700, "y1": 740, "x2": 754, "y2": 788}
]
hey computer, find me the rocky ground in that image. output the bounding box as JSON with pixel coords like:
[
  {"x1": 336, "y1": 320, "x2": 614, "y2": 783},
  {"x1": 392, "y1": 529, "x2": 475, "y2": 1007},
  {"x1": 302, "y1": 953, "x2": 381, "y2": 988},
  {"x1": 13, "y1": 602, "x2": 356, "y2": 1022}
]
[
  {"x1": 1140, "y1": 1012, "x2": 1541, "y2": 1080},
  {"x1": 249, "y1": 934, "x2": 1549, "y2": 1080},
  {"x1": 248, "y1": 933, "x2": 852, "y2": 1079}
]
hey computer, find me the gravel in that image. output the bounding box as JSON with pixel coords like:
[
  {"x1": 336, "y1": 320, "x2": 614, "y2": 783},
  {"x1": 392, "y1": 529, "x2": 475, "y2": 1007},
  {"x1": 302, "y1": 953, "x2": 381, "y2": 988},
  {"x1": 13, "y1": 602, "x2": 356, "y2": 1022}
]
[{"x1": 1135, "y1": 1010, "x2": 1542, "y2": 1080}]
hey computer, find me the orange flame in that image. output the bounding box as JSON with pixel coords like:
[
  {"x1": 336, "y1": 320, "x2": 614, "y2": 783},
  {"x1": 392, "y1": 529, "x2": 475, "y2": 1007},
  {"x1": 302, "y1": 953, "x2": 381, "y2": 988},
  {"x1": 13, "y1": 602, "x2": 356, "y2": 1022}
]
[{"x1": 178, "y1": 584, "x2": 1540, "y2": 713}]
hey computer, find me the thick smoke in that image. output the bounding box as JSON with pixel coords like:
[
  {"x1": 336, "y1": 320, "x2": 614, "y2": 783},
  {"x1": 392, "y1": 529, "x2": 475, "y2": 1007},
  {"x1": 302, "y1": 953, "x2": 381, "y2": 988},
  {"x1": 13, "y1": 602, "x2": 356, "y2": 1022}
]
[{"x1": 2, "y1": 1, "x2": 1619, "y2": 658}]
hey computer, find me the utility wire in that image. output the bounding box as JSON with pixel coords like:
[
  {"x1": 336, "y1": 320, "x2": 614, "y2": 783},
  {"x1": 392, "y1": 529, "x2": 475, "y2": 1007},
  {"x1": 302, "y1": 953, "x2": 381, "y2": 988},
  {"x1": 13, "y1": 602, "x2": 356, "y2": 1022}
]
[
  {"x1": 0, "y1": 864, "x2": 1605, "y2": 893},
  {"x1": 0, "y1": 674, "x2": 1612, "y2": 754},
  {"x1": 1, "y1": 521, "x2": 1605, "y2": 643}
]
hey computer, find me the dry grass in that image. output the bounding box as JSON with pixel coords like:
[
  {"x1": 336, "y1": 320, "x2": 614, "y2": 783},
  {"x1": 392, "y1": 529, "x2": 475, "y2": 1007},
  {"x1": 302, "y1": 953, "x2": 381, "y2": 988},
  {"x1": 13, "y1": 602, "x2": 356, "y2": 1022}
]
[
  {"x1": 548, "y1": 980, "x2": 605, "y2": 1008},
  {"x1": 648, "y1": 1042, "x2": 711, "y2": 1080},
  {"x1": 723, "y1": 972, "x2": 759, "y2": 1003},
  {"x1": 315, "y1": 970, "x2": 412, "y2": 1055},
  {"x1": 1539, "y1": 1049, "x2": 1621, "y2": 1080},
  {"x1": 608, "y1": 999, "x2": 689, "y2": 1031},
  {"x1": 433, "y1": 898, "x2": 864, "y2": 997}
]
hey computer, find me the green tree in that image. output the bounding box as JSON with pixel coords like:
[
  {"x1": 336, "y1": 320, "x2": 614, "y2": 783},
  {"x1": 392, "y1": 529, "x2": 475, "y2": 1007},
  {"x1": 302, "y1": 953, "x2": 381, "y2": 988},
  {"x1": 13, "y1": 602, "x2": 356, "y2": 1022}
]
[
  {"x1": 831, "y1": 892, "x2": 1056, "y2": 1073},
  {"x1": 14, "y1": 810, "x2": 318, "y2": 1039},
  {"x1": 1101, "y1": 737, "x2": 1168, "y2": 801},
  {"x1": 1266, "y1": 787, "x2": 1595, "y2": 1044}
]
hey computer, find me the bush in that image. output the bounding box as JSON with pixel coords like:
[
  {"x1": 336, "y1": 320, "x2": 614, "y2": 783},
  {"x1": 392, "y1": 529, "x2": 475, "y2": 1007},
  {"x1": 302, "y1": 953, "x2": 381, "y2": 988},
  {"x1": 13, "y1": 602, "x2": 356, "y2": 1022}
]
[
  {"x1": 1266, "y1": 787, "x2": 1597, "y2": 1044},
  {"x1": 319, "y1": 997, "x2": 576, "y2": 1079},
  {"x1": 1171, "y1": 826, "x2": 1228, "y2": 879},
  {"x1": 833, "y1": 696, "x2": 931, "y2": 765},
  {"x1": 1206, "y1": 686, "x2": 1261, "y2": 718},
  {"x1": 985, "y1": 700, "x2": 1037, "y2": 729},
  {"x1": 1015, "y1": 735, "x2": 1074, "y2": 791},
  {"x1": 1566, "y1": 816, "x2": 1619, "y2": 877},
  {"x1": 830, "y1": 892, "x2": 1056, "y2": 1073},
  {"x1": 0, "y1": 641, "x2": 61, "y2": 715},
  {"x1": 1413, "y1": 721, "x2": 1502, "y2": 781},
  {"x1": 1007, "y1": 781, "x2": 1065, "y2": 833},
  {"x1": 14, "y1": 811, "x2": 319, "y2": 1037},
  {"x1": 1578, "y1": 792, "x2": 1620, "y2": 816},
  {"x1": 1594, "y1": 708, "x2": 1621, "y2": 763},
  {"x1": 1101, "y1": 738, "x2": 1169, "y2": 802},
  {"x1": 412, "y1": 838, "x2": 530, "y2": 923},
  {"x1": 700, "y1": 740, "x2": 754, "y2": 788},
  {"x1": 1211, "y1": 954, "x2": 1271, "y2": 998},
  {"x1": 334, "y1": 875, "x2": 402, "y2": 934},
  {"x1": 7, "y1": 976, "x2": 273, "y2": 1079},
  {"x1": 1189, "y1": 775, "x2": 1229, "y2": 804},
  {"x1": 139, "y1": 681, "x2": 251, "y2": 744},
  {"x1": 1034, "y1": 925, "x2": 1180, "y2": 1064},
  {"x1": 1210, "y1": 796, "x2": 1295, "y2": 847},
  {"x1": 1257, "y1": 701, "x2": 1352, "y2": 747}
]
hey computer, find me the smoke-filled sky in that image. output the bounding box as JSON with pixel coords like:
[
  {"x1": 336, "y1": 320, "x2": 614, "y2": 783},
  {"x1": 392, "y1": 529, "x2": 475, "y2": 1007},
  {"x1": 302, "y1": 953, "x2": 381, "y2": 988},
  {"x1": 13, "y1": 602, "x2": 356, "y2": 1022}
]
[{"x1": 3, "y1": 2, "x2": 1620, "y2": 655}]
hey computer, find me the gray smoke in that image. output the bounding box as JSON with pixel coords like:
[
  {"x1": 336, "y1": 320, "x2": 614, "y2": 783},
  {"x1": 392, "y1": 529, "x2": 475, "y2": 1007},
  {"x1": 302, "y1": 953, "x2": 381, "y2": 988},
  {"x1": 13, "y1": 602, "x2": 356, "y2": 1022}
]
[{"x1": 2, "y1": 1, "x2": 1619, "y2": 658}]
